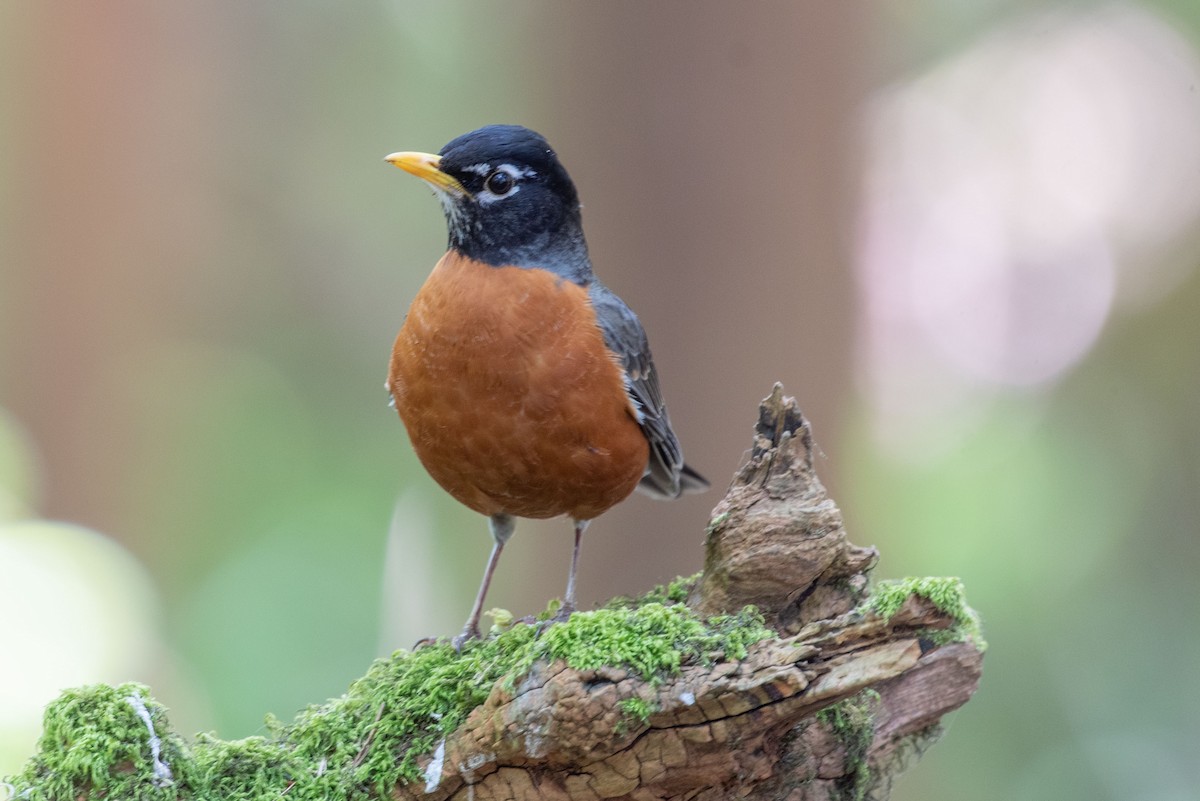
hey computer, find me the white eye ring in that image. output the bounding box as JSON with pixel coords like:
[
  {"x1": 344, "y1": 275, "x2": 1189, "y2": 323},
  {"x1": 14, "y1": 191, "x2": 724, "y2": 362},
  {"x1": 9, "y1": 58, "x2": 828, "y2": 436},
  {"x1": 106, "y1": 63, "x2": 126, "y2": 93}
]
[{"x1": 476, "y1": 163, "x2": 533, "y2": 204}]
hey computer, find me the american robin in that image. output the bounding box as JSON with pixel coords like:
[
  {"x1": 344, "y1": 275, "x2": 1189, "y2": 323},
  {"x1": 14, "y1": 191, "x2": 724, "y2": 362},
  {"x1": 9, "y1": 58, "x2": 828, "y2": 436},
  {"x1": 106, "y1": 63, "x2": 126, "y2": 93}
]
[{"x1": 384, "y1": 125, "x2": 708, "y2": 645}]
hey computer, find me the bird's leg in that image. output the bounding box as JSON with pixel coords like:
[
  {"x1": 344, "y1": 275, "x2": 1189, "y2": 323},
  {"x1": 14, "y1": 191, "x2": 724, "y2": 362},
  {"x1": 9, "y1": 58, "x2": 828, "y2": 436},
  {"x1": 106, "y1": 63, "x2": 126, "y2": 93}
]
[
  {"x1": 557, "y1": 518, "x2": 590, "y2": 621},
  {"x1": 453, "y1": 514, "x2": 515, "y2": 650}
]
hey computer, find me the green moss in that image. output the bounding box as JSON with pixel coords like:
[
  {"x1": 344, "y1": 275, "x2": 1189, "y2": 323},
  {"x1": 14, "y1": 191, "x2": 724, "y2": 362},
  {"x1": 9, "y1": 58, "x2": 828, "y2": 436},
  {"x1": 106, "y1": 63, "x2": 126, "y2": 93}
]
[
  {"x1": 617, "y1": 697, "x2": 655, "y2": 724},
  {"x1": 520, "y1": 602, "x2": 771, "y2": 683},
  {"x1": 817, "y1": 689, "x2": 880, "y2": 801},
  {"x1": 706, "y1": 512, "x2": 730, "y2": 534},
  {"x1": 5, "y1": 597, "x2": 774, "y2": 801},
  {"x1": 8, "y1": 683, "x2": 190, "y2": 801},
  {"x1": 484, "y1": 607, "x2": 515, "y2": 634},
  {"x1": 863, "y1": 576, "x2": 986, "y2": 651},
  {"x1": 615, "y1": 697, "x2": 658, "y2": 735},
  {"x1": 188, "y1": 734, "x2": 302, "y2": 801},
  {"x1": 605, "y1": 572, "x2": 700, "y2": 609},
  {"x1": 279, "y1": 624, "x2": 545, "y2": 798}
]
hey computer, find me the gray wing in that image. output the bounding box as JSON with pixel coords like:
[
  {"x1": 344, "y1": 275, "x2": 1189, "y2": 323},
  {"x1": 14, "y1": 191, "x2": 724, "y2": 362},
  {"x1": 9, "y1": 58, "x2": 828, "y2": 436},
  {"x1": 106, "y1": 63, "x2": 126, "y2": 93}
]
[{"x1": 588, "y1": 281, "x2": 708, "y2": 499}]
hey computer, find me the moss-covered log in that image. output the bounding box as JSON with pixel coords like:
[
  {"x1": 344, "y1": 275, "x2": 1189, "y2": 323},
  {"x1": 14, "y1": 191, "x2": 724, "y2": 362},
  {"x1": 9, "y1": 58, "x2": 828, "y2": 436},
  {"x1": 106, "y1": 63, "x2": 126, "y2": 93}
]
[{"x1": 4, "y1": 385, "x2": 984, "y2": 801}]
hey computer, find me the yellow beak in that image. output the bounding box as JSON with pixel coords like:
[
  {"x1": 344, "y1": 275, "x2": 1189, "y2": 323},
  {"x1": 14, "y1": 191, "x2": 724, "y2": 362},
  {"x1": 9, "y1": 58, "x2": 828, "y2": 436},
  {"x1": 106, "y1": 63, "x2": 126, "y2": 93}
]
[{"x1": 384, "y1": 151, "x2": 470, "y2": 198}]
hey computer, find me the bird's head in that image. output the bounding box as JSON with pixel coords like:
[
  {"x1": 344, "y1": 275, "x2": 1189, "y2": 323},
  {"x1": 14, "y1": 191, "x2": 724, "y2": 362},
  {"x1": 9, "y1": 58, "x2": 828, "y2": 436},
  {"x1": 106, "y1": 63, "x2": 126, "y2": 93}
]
[{"x1": 386, "y1": 125, "x2": 590, "y2": 281}]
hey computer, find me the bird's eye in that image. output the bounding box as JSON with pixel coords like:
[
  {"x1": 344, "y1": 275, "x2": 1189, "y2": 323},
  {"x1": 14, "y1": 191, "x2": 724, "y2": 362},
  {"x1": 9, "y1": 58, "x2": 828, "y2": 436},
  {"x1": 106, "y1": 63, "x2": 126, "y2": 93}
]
[{"x1": 485, "y1": 170, "x2": 514, "y2": 196}]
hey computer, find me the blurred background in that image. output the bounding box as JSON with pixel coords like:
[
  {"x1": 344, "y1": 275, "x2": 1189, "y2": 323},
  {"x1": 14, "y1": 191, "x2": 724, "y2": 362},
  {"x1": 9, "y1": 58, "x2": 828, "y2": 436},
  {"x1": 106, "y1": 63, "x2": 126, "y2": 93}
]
[{"x1": 2, "y1": 2, "x2": 1198, "y2": 799}]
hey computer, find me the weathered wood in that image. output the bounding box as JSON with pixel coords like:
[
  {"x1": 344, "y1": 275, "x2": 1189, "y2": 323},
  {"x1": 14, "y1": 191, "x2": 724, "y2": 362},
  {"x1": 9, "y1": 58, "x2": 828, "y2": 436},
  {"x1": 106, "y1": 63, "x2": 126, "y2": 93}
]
[
  {"x1": 7, "y1": 385, "x2": 982, "y2": 801},
  {"x1": 403, "y1": 385, "x2": 984, "y2": 801}
]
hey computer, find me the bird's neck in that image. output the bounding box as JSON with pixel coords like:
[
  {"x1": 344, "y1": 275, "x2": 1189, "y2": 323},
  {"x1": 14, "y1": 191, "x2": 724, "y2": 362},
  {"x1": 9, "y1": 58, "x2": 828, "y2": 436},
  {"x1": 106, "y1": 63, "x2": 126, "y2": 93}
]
[{"x1": 450, "y1": 227, "x2": 593, "y2": 285}]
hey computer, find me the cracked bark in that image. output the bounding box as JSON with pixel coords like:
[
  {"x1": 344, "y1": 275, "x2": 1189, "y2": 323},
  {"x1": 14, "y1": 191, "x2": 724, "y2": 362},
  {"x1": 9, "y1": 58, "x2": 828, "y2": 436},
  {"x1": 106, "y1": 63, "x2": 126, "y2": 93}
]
[{"x1": 405, "y1": 385, "x2": 984, "y2": 801}]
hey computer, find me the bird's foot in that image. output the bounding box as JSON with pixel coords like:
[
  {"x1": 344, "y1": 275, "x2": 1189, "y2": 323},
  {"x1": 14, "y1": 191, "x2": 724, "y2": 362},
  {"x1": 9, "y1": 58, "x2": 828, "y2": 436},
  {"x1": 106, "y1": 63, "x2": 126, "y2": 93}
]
[
  {"x1": 534, "y1": 601, "x2": 577, "y2": 637},
  {"x1": 451, "y1": 624, "x2": 482, "y2": 652},
  {"x1": 549, "y1": 601, "x2": 576, "y2": 624}
]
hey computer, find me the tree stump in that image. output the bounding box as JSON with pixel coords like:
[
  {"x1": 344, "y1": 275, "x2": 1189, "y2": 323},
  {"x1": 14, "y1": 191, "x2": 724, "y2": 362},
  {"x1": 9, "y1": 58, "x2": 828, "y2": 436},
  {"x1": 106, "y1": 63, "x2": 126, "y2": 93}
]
[
  {"x1": 405, "y1": 384, "x2": 984, "y2": 800},
  {"x1": 6, "y1": 385, "x2": 983, "y2": 801}
]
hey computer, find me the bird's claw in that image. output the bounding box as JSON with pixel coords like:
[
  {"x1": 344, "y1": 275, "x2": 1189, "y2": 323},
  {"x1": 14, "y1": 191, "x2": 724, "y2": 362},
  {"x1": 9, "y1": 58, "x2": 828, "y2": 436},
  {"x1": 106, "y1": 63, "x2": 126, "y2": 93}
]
[
  {"x1": 451, "y1": 624, "x2": 481, "y2": 652},
  {"x1": 534, "y1": 602, "x2": 577, "y2": 637},
  {"x1": 550, "y1": 602, "x2": 576, "y2": 624}
]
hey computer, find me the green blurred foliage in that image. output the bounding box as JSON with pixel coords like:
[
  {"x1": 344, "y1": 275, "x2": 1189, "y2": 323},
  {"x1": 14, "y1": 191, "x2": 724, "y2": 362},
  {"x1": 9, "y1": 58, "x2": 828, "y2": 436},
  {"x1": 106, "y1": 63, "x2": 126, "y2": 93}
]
[
  {"x1": 847, "y1": 258, "x2": 1200, "y2": 798},
  {"x1": 845, "y1": 4, "x2": 1200, "y2": 795}
]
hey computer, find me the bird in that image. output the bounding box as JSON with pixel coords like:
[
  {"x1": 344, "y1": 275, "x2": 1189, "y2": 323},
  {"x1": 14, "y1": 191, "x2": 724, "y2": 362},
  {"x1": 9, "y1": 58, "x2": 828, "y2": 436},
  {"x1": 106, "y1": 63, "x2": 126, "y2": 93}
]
[{"x1": 384, "y1": 125, "x2": 708, "y2": 646}]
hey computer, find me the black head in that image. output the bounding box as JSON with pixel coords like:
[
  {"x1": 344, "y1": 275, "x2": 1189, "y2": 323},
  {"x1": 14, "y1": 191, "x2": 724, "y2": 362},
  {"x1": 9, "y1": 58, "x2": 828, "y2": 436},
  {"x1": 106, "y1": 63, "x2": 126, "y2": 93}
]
[{"x1": 387, "y1": 125, "x2": 592, "y2": 283}]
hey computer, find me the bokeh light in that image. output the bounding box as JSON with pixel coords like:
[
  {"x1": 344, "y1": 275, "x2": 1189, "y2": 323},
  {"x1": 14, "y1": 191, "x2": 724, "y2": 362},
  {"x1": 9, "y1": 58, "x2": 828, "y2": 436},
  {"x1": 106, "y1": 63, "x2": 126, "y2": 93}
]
[
  {"x1": 851, "y1": 5, "x2": 1200, "y2": 800},
  {"x1": 857, "y1": 4, "x2": 1200, "y2": 457},
  {"x1": 0, "y1": 519, "x2": 160, "y2": 776}
]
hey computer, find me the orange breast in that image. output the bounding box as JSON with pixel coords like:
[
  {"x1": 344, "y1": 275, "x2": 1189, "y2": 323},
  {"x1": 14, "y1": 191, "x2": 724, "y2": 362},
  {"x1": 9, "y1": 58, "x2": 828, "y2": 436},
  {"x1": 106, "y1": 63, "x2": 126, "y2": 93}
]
[{"x1": 388, "y1": 251, "x2": 649, "y2": 521}]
